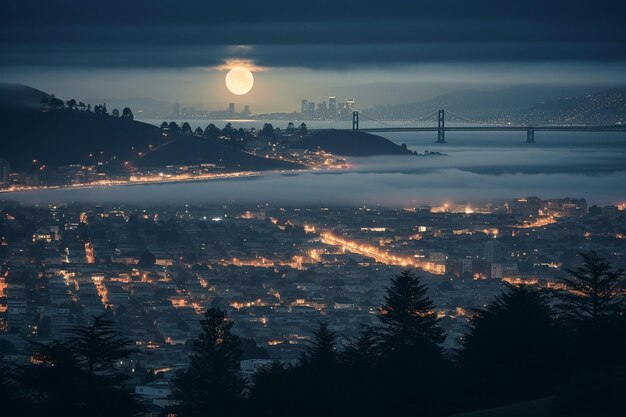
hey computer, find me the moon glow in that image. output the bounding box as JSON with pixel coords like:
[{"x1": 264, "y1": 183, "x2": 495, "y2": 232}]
[{"x1": 225, "y1": 67, "x2": 254, "y2": 95}]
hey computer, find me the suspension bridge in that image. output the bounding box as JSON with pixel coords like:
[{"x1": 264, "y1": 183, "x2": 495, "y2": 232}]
[{"x1": 312, "y1": 109, "x2": 626, "y2": 143}]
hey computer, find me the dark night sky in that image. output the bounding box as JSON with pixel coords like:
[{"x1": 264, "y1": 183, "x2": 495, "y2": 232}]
[{"x1": 1, "y1": 0, "x2": 626, "y2": 110}]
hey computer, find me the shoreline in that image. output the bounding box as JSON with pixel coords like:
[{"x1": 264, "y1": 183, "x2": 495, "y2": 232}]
[{"x1": 0, "y1": 168, "x2": 316, "y2": 195}]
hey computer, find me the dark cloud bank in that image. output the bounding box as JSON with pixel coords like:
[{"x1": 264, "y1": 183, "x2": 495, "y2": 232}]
[{"x1": 2, "y1": 0, "x2": 626, "y2": 69}]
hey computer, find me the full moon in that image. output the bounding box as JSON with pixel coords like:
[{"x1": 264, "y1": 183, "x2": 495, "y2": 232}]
[{"x1": 225, "y1": 67, "x2": 254, "y2": 95}]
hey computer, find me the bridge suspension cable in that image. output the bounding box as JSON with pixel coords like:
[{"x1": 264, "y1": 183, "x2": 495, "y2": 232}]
[{"x1": 444, "y1": 110, "x2": 508, "y2": 126}]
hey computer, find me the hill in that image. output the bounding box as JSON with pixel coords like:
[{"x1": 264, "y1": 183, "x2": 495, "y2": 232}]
[
  {"x1": 297, "y1": 130, "x2": 414, "y2": 156},
  {"x1": 363, "y1": 85, "x2": 598, "y2": 120},
  {"x1": 136, "y1": 137, "x2": 302, "y2": 171},
  {"x1": 0, "y1": 83, "x2": 50, "y2": 110},
  {"x1": 518, "y1": 88, "x2": 626, "y2": 125},
  {"x1": 0, "y1": 84, "x2": 304, "y2": 173},
  {"x1": 0, "y1": 107, "x2": 165, "y2": 171},
  {"x1": 361, "y1": 85, "x2": 626, "y2": 124}
]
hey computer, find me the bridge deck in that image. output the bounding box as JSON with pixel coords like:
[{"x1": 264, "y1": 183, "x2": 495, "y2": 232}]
[{"x1": 313, "y1": 126, "x2": 626, "y2": 133}]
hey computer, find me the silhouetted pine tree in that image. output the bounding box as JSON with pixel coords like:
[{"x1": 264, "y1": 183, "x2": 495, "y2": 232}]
[
  {"x1": 300, "y1": 321, "x2": 338, "y2": 370},
  {"x1": 294, "y1": 321, "x2": 342, "y2": 416},
  {"x1": 18, "y1": 316, "x2": 141, "y2": 417},
  {"x1": 377, "y1": 270, "x2": 445, "y2": 362},
  {"x1": 338, "y1": 327, "x2": 381, "y2": 416},
  {"x1": 557, "y1": 251, "x2": 625, "y2": 321},
  {"x1": 375, "y1": 270, "x2": 448, "y2": 416},
  {"x1": 340, "y1": 326, "x2": 379, "y2": 370},
  {"x1": 172, "y1": 308, "x2": 244, "y2": 417},
  {"x1": 550, "y1": 252, "x2": 626, "y2": 416},
  {"x1": 247, "y1": 362, "x2": 295, "y2": 417},
  {"x1": 555, "y1": 251, "x2": 626, "y2": 370},
  {"x1": 456, "y1": 284, "x2": 564, "y2": 411}
]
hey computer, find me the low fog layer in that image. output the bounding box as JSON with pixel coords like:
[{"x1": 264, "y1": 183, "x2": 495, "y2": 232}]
[{"x1": 5, "y1": 132, "x2": 626, "y2": 207}]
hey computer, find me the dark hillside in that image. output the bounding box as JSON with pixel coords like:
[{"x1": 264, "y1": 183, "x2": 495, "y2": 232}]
[{"x1": 298, "y1": 130, "x2": 414, "y2": 156}]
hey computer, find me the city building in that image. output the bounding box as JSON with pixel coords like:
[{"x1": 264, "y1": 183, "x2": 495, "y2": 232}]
[{"x1": 328, "y1": 97, "x2": 337, "y2": 115}]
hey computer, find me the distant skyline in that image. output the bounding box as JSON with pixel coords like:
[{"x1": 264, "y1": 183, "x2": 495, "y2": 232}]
[{"x1": 2, "y1": 0, "x2": 626, "y2": 112}]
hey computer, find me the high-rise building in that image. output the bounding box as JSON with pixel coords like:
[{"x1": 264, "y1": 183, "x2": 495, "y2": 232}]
[
  {"x1": 328, "y1": 97, "x2": 337, "y2": 114},
  {"x1": 301, "y1": 99, "x2": 308, "y2": 114},
  {"x1": 345, "y1": 98, "x2": 355, "y2": 110},
  {"x1": 243, "y1": 105, "x2": 251, "y2": 116},
  {"x1": 307, "y1": 102, "x2": 315, "y2": 113},
  {"x1": 317, "y1": 101, "x2": 327, "y2": 113},
  {"x1": 228, "y1": 103, "x2": 235, "y2": 114},
  {"x1": 172, "y1": 103, "x2": 180, "y2": 116}
]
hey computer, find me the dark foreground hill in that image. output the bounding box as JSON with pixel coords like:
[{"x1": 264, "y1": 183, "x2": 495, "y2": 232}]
[
  {"x1": 0, "y1": 99, "x2": 302, "y2": 173},
  {"x1": 297, "y1": 129, "x2": 414, "y2": 156},
  {"x1": 0, "y1": 83, "x2": 50, "y2": 110},
  {"x1": 136, "y1": 137, "x2": 302, "y2": 171},
  {"x1": 0, "y1": 107, "x2": 166, "y2": 171}
]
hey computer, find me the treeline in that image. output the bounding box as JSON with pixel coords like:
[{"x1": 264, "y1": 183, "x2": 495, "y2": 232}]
[
  {"x1": 40, "y1": 94, "x2": 134, "y2": 120},
  {"x1": 1, "y1": 251, "x2": 625, "y2": 417},
  {"x1": 159, "y1": 121, "x2": 309, "y2": 150}
]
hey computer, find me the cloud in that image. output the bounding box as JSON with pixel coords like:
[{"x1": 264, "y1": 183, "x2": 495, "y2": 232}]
[
  {"x1": 1, "y1": 1, "x2": 625, "y2": 69},
  {"x1": 208, "y1": 59, "x2": 270, "y2": 73}
]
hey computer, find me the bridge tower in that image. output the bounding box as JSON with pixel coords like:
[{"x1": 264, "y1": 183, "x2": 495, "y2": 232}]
[
  {"x1": 352, "y1": 111, "x2": 359, "y2": 130},
  {"x1": 526, "y1": 127, "x2": 535, "y2": 143},
  {"x1": 437, "y1": 109, "x2": 446, "y2": 143}
]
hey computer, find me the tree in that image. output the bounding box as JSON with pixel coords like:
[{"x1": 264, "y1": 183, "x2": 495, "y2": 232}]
[
  {"x1": 172, "y1": 308, "x2": 243, "y2": 417},
  {"x1": 111, "y1": 108, "x2": 120, "y2": 117},
  {"x1": 137, "y1": 250, "x2": 156, "y2": 268},
  {"x1": 194, "y1": 126, "x2": 204, "y2": 136},
  {"x1": 377, "y1": 270, "x2": 445, "y2": 352},
  {"x1": 286, "y1": 122, "x2": 295, "y2": 132},
  {"x1": 375, "y1": 270, "x2": 448, "y2": 416},
  {"x1": 181, "y1": 122, "x2": 192, "y2": 135},
  {"x1": 294, "y1": 322, "x2": 341, "y2": 417},
  {"x1": 554, "y1": 251, "x2": 626, "y2": 372},
  {"x1": 338, "y1": 327, "x2": 381, "y2": 415},
  {"x1": 300, "y1": 321, "x2": 337, "y2": 370},
  {"x1": 168, "y1": 121, "x2": 180, "y2": 132},
  {"x1": 260, "y1": 123, "x2": 275, "y2": 139},
  {"x1": 204, "y1": 123, "x2": 221, "y2": 137},
  {"x1": 222, "y1": 122, "x2": 234, "y2": 137},
  {"x1": 160, "y1": 121, "x2": 168, "y2": 129},
  {"x1": 17, "y1": 316, "x2": 141, "y2": 417},
  {"x1": 122, "y1": 107, "x2": 134, "y2": 120},
  {"x1": 65, "y1": 99, "x2": 77, "y2": 110},
  {"x1": 49, "y1": 97, "x2": 64, "y2": 110},
  {"x1": 340, "y1": 327, "x2": 379, "y2": 370},
  {"x1": 299, "y1": 122, "x2": 308, "y2": 136},
  {"x1": 557, "y1": 251, "x2": 624, "y2": 324},
  {"x1": 456, "y1": 285, "x2": 565, "y2": 410}
]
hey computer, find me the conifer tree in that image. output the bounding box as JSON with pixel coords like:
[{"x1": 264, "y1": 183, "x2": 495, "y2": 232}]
[
  {"x1": 555, "y1": 251, "x2": 626, "y2": 372},
  {"x1": 172, "y1": 308, "x2": 243, "y2": 417},
  {"x1": 377, "y1": 270, "x2": 445, "y2": 352},
  {"x1": 457, "y1": 285, "x2": 564, "y2": 410},
  {"x1": 18, "y1": 316, "x2": 141, "y2": 417}
]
